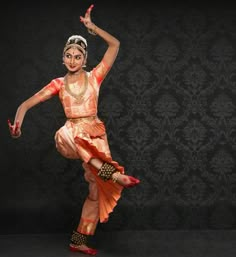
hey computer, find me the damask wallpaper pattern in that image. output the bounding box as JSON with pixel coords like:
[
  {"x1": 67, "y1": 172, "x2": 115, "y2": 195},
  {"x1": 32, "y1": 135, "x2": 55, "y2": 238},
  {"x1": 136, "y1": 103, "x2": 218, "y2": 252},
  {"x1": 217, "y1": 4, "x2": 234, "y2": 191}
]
[{"x1": 1, "y1": 2, "x2": 236, "y2": 232}]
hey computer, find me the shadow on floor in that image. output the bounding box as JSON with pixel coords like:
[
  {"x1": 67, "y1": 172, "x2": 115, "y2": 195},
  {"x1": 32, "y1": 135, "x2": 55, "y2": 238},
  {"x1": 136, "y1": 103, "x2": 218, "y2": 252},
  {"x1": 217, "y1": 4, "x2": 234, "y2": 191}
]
[{"x1": 1, "y1": 230, "x2": 236, "y2": 257}]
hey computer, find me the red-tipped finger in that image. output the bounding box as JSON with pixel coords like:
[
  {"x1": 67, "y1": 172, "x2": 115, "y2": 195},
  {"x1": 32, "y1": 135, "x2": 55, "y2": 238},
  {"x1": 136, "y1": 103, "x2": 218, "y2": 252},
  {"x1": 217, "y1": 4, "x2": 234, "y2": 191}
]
[
  {"x1": 7, "y1": 119, "x2": 11, "y2": 126},
  {"x1": 87, "y1": 4, "x2": 94, "y2": 13},
  {"x1": 15, "y1": 121, "x2": 19, "y2": 128},
  {"x1": 14, "y1": 121, "x2": 19, "y2": 133}
]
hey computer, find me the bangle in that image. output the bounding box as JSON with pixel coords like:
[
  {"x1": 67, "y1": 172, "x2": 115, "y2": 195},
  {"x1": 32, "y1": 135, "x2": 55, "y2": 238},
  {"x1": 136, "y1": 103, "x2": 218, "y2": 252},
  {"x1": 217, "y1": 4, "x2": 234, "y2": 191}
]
[{"x1": 88, "y1": 25, "x2": 97, "y2": 36}]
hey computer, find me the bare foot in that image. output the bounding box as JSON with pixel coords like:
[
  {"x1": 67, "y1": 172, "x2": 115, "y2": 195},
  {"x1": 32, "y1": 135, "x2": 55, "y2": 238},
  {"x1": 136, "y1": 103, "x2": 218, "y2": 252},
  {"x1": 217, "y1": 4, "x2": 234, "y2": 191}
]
[
  {"x1": 69, "y1": 243, "x2": 98, "y2": 255},
  {"x1": 112, "y1": 173, "x2": 140, "y2": 188}
]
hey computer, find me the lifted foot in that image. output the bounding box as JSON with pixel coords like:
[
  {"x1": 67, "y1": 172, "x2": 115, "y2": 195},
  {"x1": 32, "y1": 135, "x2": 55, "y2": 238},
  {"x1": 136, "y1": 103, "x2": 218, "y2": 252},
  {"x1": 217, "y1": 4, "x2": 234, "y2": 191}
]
[{"x1": 112, "y1": 173, "x2": 140, "y2": 188}]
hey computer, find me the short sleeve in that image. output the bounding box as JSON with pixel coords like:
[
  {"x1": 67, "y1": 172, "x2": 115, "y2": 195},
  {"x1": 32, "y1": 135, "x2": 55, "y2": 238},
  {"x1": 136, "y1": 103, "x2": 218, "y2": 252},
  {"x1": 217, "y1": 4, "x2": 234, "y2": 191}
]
[
  {"x1": 34, "y1": 78, "x2": 63, "y2": 102},
  {"x1": 92, "y1": 59, "x2": 111, "y2": 86}
]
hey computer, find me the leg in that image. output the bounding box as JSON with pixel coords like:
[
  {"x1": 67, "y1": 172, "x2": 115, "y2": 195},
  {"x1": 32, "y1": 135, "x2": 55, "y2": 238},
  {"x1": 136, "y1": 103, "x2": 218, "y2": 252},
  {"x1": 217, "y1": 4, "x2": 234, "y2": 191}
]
[
  {"x1": 89, "y1": 158, "x2": 140, "y2": 188},
  {"x1": 69, "y1": 162, "x2": 99, "y2": 255}
]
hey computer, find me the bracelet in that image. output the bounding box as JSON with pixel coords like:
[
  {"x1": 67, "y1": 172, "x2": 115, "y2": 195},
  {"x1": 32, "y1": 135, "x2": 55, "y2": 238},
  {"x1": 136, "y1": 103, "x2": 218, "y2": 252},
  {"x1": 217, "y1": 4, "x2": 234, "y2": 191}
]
[{"x1": 88, "y1": 25, "x2": 97, "y2": 36}]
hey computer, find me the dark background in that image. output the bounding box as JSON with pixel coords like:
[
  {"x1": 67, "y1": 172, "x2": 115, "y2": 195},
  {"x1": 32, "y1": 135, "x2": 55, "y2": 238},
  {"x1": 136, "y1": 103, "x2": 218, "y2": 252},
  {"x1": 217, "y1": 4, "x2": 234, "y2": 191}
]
[{"x1": 1, "y1": 0, "x2": 236, "y2": 234}]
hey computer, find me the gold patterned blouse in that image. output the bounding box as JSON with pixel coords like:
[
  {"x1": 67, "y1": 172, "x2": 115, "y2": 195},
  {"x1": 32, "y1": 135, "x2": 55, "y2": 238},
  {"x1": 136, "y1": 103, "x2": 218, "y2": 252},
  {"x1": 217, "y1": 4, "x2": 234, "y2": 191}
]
[{"x1": 35, "y1": 60, "x2": 110, "y2": 118}]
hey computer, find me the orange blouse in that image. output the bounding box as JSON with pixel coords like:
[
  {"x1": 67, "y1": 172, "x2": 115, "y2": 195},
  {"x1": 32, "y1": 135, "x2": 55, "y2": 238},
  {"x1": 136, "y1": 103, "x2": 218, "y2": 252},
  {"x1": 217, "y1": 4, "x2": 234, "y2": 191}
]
[{"x1": 35, "y1": 60, "x2": 110, "y2": 118}]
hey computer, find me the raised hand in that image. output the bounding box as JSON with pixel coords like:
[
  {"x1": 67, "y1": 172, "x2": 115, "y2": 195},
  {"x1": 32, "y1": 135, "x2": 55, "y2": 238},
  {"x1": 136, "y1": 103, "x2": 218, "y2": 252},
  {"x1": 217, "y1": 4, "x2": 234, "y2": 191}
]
[
  {"x1": 7, "y1": 119, "x2": 21, "y2": 138},
  {"x1": 80, "y1": 4, "x2": 94, "y2": 27},
  {"x1": 80, "y1": 4, "x2": 97, "y2": 35}
]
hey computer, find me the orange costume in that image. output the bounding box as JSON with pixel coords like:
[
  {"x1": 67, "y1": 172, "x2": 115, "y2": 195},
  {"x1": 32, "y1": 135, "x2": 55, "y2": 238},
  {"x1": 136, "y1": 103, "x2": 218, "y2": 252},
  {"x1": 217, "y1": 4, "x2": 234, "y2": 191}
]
[{"x1": 35, "y1": 59, "x2": 124, "y2": 235}]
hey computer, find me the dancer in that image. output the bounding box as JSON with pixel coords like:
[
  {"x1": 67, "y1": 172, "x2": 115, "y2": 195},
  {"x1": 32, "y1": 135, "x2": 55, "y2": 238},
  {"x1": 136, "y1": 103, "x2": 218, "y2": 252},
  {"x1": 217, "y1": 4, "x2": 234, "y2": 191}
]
[{"x1": 8, "y1": 4, "x2": 140, "y2": 255}]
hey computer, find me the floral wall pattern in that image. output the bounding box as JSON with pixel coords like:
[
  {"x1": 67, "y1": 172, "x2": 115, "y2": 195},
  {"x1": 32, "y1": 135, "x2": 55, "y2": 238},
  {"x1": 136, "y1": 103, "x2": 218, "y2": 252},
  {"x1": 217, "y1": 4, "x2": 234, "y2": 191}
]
[{"x1": 0, "y1": 2, "x2": 236, "y2": 233}]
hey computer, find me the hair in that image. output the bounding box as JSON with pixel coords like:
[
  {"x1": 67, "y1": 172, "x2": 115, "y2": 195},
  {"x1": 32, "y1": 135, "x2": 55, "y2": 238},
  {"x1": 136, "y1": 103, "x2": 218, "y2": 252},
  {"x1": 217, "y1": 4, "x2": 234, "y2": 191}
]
[{"x1": 63, "y1": 35, "x2": 88, "y2": 59}]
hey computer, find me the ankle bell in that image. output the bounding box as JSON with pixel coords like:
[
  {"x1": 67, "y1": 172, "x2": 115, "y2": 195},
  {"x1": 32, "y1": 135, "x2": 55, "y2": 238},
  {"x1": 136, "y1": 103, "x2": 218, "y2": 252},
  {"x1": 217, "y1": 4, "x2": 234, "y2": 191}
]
[
  {"x1": 71, "y1": 231, "x2": 87, "y2": 246},
  {"x1": 97, "y1": 162, "x2": 118, "y2": 181}
]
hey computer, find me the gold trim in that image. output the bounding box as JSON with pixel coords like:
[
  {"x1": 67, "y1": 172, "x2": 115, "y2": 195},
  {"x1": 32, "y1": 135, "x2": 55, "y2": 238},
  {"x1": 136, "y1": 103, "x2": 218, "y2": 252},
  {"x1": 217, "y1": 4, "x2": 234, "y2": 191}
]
[
  {"x1": 68, "y1": 116, "x2": 96, "y2": 123},
  {"x1": 78, "y1": 218, "x2": 97, "y2": 235}
]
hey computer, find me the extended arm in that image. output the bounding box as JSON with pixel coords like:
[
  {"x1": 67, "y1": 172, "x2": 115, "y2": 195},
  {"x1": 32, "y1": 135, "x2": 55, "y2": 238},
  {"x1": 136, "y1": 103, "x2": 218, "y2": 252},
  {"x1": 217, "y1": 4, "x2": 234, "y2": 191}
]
[
  {"x1": 80, "y1": 4, "x2": 120, "y2": 68},
  {"x1": 8, "y1": 95, "x2": 41, "y2": 138}
]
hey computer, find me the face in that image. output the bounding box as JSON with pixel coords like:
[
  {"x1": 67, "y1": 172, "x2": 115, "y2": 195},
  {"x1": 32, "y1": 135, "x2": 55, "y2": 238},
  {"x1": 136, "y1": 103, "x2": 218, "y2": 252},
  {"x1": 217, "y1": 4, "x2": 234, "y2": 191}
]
[{"x1": 63, "y1": 47, "x2": 86, "y2": 72}]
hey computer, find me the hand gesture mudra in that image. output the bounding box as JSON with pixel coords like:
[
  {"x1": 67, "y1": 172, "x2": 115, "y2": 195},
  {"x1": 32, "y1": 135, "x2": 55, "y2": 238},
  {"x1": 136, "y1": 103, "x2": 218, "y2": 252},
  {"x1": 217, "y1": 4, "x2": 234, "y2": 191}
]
[
  {"x1": 80, "y1": 4, "x2": 97, "y2": 35},
  {"x1": 8, "y1": 119, "x2": 21, "y2": 138}
]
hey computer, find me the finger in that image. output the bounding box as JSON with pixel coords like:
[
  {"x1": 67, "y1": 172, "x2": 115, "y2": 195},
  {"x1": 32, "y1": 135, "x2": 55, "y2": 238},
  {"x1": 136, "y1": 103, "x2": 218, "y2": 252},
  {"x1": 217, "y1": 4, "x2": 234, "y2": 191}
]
[
  {"x1": 7, "y1": 119, "x2": 12, "y2": 127},
  {"x1": 89, "y1": 4, "x2": 94, "y2": 11},
  {"x1": 14, "y1": 121, "x2": 20, "y2": 134},
  {"x1": 7, "y1": 119, "x2": 14, "y2": 133},
  {"x1": 87, "y1": 4, "x2": 94, "y2": 14}
]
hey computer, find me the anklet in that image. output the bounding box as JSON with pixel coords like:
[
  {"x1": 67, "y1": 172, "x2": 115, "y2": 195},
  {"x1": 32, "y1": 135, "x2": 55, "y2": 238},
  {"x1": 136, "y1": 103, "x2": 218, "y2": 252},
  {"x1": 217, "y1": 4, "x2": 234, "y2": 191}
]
[
  {"x1": 98, "y1": 162, "x2": 117, "y2": 181},
  {"x1": 71, "y1": 231, "x2": 87, "y2": 246}
]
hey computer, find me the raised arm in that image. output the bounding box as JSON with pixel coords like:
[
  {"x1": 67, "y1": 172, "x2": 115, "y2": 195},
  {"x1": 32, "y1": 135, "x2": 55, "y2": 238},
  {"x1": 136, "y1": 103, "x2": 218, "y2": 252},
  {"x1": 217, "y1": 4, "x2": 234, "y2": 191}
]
[{"x1": 80, "y1": 4, "x2": 120, "y2": 68}]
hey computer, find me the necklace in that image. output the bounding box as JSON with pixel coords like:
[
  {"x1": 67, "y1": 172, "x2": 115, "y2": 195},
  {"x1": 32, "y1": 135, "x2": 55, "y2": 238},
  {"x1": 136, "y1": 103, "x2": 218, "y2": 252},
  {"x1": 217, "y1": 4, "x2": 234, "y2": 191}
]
[{"x1": 64, "y1": 70, "x2": 88, "y2": 103}]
